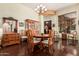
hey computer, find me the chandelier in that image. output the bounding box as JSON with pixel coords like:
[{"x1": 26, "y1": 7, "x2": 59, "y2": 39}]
[{"x1": 35, "y1": 4, "x2": 47, "y2": 15}]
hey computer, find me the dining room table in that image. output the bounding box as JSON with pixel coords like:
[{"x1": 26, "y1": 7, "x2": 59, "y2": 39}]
[
  {"x1": 33, "y1": 34, "x2": 50, "y2": 41},
  {"x1": 33, "y1": 34, "x2": 50, "y2": 49}
]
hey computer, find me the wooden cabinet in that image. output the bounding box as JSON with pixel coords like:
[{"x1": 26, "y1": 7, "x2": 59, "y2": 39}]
[
  {"x1": 1, "y1": 32, "x2": 20, "y2": 47},
  {"x1": 25, "y1": 19, "x2": 39, "y2": 30}
]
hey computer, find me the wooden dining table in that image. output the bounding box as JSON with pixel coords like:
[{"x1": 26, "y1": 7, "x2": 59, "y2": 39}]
[
  {"x1": 33, "y1": 34, "x2": 50, "y2": 41},
  {"x1": 34, "y1": 34, "x2": 49, "y2": 38},
  {"x1": 33, "y1": 34, "x2": 50, "y2": 49}
]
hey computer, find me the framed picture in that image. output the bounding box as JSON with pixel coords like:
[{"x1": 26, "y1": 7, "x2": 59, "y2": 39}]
[
  {"x1": 78, "y1": 20, "x2": 79, "y2": 25},
  {"x1": 19, "y1": 22, "x2": 24, "y2": 27}
]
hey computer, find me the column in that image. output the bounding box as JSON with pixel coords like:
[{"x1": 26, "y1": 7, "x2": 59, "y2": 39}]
[{"x1": 39, "y1": 15, "x2": 44, "y2": 33}]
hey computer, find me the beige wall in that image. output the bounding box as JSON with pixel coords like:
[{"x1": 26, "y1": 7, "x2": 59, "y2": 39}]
[
  {"x1": 0, "y1": 3, "x2": 38, "y2": 20},
  {"x1": 57, "y1": 4, "x2": 79, "y2": 15},
  {"x1": 0, "y1": 3, "x2": 39, "y2": 35}
]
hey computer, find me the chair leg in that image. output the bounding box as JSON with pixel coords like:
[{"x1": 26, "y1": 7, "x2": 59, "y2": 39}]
[
  {"x1": 49, "y1": 49, "x2": 54, "y2": 55},
  {"x1": 40, "y1": 43, "x2": 45, "y2": 50},
  {"x1": 49, "y1": 45, "x2": 54, "y2": 56},
  {"x1": 27, "y1": 43, "x2": 34, "y2": 55}
]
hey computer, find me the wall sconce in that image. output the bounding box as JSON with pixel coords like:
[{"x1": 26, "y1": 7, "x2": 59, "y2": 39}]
[
  {"x1": 52, "y1": 24, "x2": 55, "y2": 27},
  {"x1": 78, "y1": 20, "x2": 79, "y2": 25}
]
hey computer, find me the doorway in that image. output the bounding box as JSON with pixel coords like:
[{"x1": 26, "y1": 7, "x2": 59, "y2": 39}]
[{"x1": 44, "y1": 20, "x2": 52, "y2": 34}]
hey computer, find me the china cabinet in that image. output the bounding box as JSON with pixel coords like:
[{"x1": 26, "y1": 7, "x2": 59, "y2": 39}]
[{"x1": 25, "y1": 19, "x2": 39, "y2": 31}]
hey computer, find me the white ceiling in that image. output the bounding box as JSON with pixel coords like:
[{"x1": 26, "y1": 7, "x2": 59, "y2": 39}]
[{"x1": 22, "y1": 3, "x2": 77, "y2": 11}]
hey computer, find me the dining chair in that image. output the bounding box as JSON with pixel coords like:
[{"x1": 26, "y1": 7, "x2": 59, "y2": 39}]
[
  {"x1": 26, "y1": 29, "x2": 41, "y2": 55},
  {"x1": 67, "y1": 31, "x2": 77, "y2": 45},
  {"x1": 71, "y1": 31, "x2": 77, "y2": 45},
  {"x1": 41, "y1": 30, "x2": 55, "y2": 55},
  {"x1": 0, "y1": 38, "x2": 1, "y2": 47},
  {"x1": 62, "y1": 32, "x2": 67, "y2": 46}
]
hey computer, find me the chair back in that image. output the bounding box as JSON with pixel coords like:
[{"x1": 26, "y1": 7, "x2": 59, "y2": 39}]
[
  {"x1": 71, "y1": 31, "x2": 77, "y2": 37},
  {"x1": 62, "y1": 32, "x2": 67, "y2": 40},
  {"x1": 26, "y1": 30, "x2": 34, "y2": 55},
  {"x1": 48, "y1": 30, "x2": 55, "y2": 55},
  {"x1": 48, "y1": 30, "x2": 55, "y2": 46},
  {"x1": 26, "y1": 30, "x2": 33, "y2": 44}
]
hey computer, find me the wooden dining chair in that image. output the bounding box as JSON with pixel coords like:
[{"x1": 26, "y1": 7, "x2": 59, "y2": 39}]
[
  {"x1": 62, "y1": 32, "x2": 67, "y2": 46},
  {"x1": 41, "y1": 30, "x2": 55, "y2": 55},
  {"x1": 26, "y1": 29, "x2": 40, "y2": 55},
  {"x1": 67, "y1": 31, "x2": 77, "y2": 45},
  {"x1": 71, "y1": 31, "x2": 77, "y2": 45}
]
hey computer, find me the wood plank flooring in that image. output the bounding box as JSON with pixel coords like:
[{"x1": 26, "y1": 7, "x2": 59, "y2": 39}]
[{"x1": 0, "y1": 40, "x2": 79, "y2": 56}]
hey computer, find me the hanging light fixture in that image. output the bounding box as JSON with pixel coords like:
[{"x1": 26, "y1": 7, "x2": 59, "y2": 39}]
[{"x1": 35, "y1": 4, "x2": 47, "y2": 15}]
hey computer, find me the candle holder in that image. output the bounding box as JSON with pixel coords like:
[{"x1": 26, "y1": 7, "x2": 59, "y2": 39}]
[{"x1": 41, "y1": 33, "x2": 44, "y2": 35}]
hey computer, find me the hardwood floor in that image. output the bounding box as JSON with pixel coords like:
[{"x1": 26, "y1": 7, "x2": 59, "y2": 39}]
[{"x1": 0, "y1": 40, "x2": 79, "y2": 56}]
